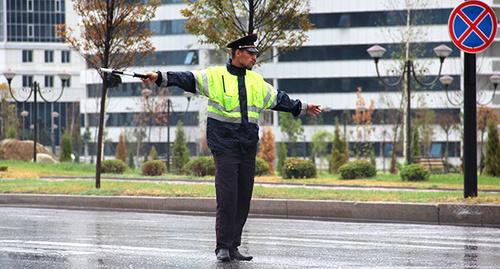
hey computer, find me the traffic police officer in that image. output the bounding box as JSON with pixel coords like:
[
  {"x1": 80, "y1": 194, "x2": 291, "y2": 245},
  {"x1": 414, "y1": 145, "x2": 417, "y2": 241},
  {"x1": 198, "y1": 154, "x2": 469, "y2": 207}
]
[{"x1": 142, "y1": 34, "x2": 321, "y2": 262}]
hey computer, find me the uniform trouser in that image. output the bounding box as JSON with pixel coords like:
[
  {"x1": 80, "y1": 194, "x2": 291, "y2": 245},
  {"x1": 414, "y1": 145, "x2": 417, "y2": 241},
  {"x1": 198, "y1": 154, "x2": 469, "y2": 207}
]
[{"x1": 212, "y1": 145, "x2": 257, "y2": 253}]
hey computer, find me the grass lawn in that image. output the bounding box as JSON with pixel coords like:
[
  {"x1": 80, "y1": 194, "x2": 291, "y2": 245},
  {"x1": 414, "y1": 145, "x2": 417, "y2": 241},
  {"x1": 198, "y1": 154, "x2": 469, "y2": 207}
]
[{"x1": 0, "y1": 160, "x2": 499, "y2": 204}]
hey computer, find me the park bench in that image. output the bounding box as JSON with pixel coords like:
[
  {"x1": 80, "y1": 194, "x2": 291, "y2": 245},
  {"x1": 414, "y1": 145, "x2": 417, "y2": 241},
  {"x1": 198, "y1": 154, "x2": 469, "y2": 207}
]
[{"x1": 414, "y1": 156, "x2": 445, "y2": 173}]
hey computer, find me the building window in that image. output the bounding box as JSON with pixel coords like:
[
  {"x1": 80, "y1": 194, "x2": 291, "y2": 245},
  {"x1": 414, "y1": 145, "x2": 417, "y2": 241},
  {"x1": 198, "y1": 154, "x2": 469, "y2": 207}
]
[
  {"x1": 22, "y1": 76, "x2": 33, "y2": 87},
  {"x1": 27, "y1": 0, "x2": 34, "y2": 12},
  {"x1": 63, "y1": 78, "x2": 71, "y2": 88},
  {"x1": 45, "y1": 50, "x2": 54, "y2": 63},
  {"x1": 61, "y1": 51, "x2": 70, "y2": 63},
  {"x1": 45, "y1": 76, "x2": 54, "y2": 87},
  {"x1": 142, "y1": 50, "x2": 199, "y2": 66},
  {"x1": 27, "y1": 25, "x2": 34, "y2": 38},
  {"x1": 22, "y1": 50, "x2": 33, "y2": 62}
]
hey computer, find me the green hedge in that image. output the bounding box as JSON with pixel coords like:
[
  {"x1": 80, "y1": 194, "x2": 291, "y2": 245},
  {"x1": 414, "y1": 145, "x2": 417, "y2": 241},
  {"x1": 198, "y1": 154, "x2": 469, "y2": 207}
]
[
  {"x1": 400, "y1": 164, "x2": 430, "y2": 182},
  {"x1": 282, "y1": 157, "x2": 317, "y2": 179},
  {"x1": 141, "y1": 160, "x2": 167, "y2": 176},
  {"x1": 338, "y1": 159, "x2": 376, "y2": 179},
  {"x1": 101, "y1": 159, "x2": 128, "y2": 174}
]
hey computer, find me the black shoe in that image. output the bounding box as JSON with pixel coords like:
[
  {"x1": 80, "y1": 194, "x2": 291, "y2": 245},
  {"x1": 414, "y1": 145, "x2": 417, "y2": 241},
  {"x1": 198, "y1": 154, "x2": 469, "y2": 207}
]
[
  {"x1": 216, "y1": 248, "x2": 231, "y2": 262},
  {"x1": 230, "y1": 249, "x2": 253, "y2": 261}
]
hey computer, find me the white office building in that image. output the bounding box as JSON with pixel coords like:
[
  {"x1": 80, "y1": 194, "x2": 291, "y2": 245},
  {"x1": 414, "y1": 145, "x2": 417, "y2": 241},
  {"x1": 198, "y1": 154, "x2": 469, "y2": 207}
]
[{"x1": 3, "y1": 0, "x2": 500, "y2": 168}]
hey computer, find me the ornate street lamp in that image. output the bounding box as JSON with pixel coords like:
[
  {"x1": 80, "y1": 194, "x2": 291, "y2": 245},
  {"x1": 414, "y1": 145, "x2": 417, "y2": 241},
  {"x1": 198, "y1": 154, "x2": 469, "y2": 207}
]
[
  {"x1": 3, "y1": 69, "x2": 70, "y2": 162},
  {"x1": 440, "y1": 74, "x2": 500, "y2": 106},
  {"x1": 367, "y1": 44, "x2": 452, "y2": 165},
  {"x1": 21, "y1": 110, "x2": 29, "y2": 140},
  {"x1": 51, "y1": 111, "x2": 60, "y2": 154}
]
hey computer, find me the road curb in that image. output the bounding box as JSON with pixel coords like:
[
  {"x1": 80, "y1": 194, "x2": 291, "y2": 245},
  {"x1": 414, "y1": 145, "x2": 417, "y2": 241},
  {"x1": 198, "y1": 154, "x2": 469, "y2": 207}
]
[{"x1": 0, "y1": 194, "x2": 499, "y2": 227}]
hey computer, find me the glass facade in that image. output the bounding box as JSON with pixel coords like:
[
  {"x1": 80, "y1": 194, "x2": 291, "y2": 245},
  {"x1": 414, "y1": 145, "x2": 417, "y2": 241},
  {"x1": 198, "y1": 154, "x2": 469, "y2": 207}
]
[
  {"x1": 279, "y1": 42, "x2": 460, "y2": 62},
  {"x1": 278, "y1": 75, "x2": 461, "y2": 94},
  {"x1": 6, "y1": 0, "x2": 65, "y2": 42},
  {"x1": 309, "y1": 8, "x2": 452, "y2": 29},
  {"x1": 149, "y1": 20, "x2": 188, "y2": 35},
  {"x1": 86, "y1": 112, "x2": 199, "y2": 127},
  {"x1": 142, "y1": 50, "x2": 199, "y2": 66}
]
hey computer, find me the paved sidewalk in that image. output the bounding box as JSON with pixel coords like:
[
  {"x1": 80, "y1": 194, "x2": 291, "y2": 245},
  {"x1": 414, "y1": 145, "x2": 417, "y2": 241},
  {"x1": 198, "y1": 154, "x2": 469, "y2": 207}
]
[{"x1": 1, "y1": 193, "x2": 499, "y2": 228}]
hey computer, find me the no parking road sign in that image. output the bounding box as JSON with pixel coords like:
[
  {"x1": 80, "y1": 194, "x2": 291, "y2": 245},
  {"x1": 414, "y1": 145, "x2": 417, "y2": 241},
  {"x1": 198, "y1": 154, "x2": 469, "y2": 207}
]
[{"x1": 449, "y1": 0, "x2": 497, "y2": 53}]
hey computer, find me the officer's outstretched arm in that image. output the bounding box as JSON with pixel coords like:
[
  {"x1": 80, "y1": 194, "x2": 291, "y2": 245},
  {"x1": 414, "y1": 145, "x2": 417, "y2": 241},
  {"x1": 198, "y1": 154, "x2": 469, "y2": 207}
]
[
  {"x1": 141, "y1": 72, "x2": 158, "y2": 85},
  {"x1": 307, "y1": 103, "x2": 322, "y2": 116}
]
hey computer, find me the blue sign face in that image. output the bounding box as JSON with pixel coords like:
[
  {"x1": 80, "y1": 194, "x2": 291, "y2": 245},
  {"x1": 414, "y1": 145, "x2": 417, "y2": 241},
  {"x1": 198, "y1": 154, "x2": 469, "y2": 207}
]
[{"x1": 449, "y1": 1, "x2": 497, "y2": 53}]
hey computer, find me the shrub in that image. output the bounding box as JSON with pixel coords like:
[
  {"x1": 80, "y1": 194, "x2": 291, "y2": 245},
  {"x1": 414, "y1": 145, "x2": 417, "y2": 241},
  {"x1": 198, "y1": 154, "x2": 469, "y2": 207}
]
[
  {"x1": 101, "y1": 159, "x2": 128, "y2": 174},
  {"x1": 149, "y1": 146, "x2": 158, "y2": 161},
  {"x1": 282, "y1": 157, "x2": 317, "y2": 179},
  {"x1": 255, "y1": 157, "x2": 270, "y2": 176},
  {"x1": 400, "y1": 164, "x2": 430, "y2": 182},
  {"x1": 0, "y1": 165, "x2": 8, "y2": 171},
  {"x1": 258, "y1": 127, "x2": 276, "y2": 174},
  {"x1": 338, "y1": 159, "x2": 376, "y2": 179},
  {"x1": 59, "y1": 130, "x2": 73, "y2": 162},
  {"x1": 141, "y1": 160, "x2": 166, "y2": 176},
  {"x1": 116, "y1": 133, "x2": 127, "y2": 163},
  {"x1": 184, "y1": 156, "x2": 215, "y2": 177},
  {"x1": 172, "y1": 121, "x2": 191, "y2": 171}
]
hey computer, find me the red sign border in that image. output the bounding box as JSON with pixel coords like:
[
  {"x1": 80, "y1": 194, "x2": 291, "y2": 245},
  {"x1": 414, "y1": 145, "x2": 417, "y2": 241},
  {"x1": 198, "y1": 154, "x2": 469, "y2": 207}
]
[{"x1": 448, "y1": 0, "x2": 497, "y2": 54}]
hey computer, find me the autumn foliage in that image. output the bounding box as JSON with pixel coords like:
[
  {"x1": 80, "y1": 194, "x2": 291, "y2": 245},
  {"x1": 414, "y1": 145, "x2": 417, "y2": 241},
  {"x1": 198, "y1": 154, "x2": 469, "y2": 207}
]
[
  {"x1": 116, "y1": 133, "x2": 127, "y2": 163},
  {"x1": 258, "y1": 127, "x2": 276, "y2": 174},
  {"x1": 181, "y1": 0, "x2": 313, "y2": 63},
  {"x1": 55, "y1": 0, "x2": 161, "y2": 70}
]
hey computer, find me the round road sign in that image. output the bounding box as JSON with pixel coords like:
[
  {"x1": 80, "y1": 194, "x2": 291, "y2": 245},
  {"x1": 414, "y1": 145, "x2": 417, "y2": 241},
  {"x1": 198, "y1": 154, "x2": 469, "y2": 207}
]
[{"x1": 449, "y1": 0, "x2": 497, "y2": 53}]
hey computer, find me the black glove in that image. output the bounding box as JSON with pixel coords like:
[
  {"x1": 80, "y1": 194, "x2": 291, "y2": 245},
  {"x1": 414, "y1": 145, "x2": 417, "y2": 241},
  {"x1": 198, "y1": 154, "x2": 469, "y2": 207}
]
[{"x1": 106, "y1": 73, "x2": 122, "y2": 88}]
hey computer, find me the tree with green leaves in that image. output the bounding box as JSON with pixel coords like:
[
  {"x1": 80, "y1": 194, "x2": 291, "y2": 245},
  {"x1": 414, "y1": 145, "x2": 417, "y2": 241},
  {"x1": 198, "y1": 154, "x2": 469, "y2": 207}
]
[
  {"x1": 181, "y1": 0, "x2": 313, "y2": 63},
  {"x1": 0, "y1": 84, "x2": 19, "y2": 140},
  {"x1": 172, "y1": 121, "x2": 191, "y2": 171},
  {"x1": 59, "y1": 129, "x2": 73, "y2": 162},
  {"x1": 311, "y1": 129, "x2": 333, "y2": 167},
  {"x1": 149, "y1": 146, "x2": 158, "y2": 161},
  {"x1": 477, "y1": 106, "x2": 499, "y2": 175},
  {"x1": 484, "y1": 120, "x2": 500, "y2": 177},
  {"x1": 437, "y1": 112, "x2": 459, "y2": 172},
  {"x1": 330, "y1": 117, "x2": 348, "y2": 174},
  {"x1": 276, "y1": 142, "x2": 287, "y2": 175},
  {"x1": 279, "y1": 112, "x2": 303, "y2": 157},
  {"x1": 56, "y1": 0, "x2": 161, "y2": 188},
  {"x1": 415, "y1": 108, "x2": 436, "y2": 156},
  {"x1": 127, "y1": 148, "x2": 135, "y2": 169}
]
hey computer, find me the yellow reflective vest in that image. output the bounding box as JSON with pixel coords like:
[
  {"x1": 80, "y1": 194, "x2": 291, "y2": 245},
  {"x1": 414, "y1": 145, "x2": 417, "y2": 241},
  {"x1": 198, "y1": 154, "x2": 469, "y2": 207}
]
[{"x1": 190, "y1": 66, "x2": 277, "y2": 125}]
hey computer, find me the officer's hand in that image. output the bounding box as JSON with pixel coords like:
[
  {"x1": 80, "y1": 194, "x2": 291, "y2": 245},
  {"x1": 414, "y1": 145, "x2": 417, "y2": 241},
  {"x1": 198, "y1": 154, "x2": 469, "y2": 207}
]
[
  {"x1": 141, "y1": 72, "x2": 158, "y2": 85},
  {"x1": 307, "y1": 103, "x2": 321, "y2": 116}
]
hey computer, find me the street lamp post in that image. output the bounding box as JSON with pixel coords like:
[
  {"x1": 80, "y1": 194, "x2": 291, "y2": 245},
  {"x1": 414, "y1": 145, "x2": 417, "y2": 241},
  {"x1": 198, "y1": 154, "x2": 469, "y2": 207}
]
[
  {"x1": 3, "y1": 69, "x2": 70, "y2": 162},
  {"x1": 440, "y1": 74, "x2": 500, "y2": 106},
  {"x1": 367, "y1": 44, "x2": 452, "y2": 165},
  {"x1": 51, "y1": 110, "x2": 59, "y2": 154},
  {"x1": 141, "y1": 90, "x2": 193, "y2": 172}
]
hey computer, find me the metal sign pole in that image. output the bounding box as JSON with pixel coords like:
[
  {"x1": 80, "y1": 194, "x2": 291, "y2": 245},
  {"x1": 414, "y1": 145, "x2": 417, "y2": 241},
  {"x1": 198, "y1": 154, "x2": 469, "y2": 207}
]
[{"x1": 463, "y1": 52, "x2": 477, "y2": 198}]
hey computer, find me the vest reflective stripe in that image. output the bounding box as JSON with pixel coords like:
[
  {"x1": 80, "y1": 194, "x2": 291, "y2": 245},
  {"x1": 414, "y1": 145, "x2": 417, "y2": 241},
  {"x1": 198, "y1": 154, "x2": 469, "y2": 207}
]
[
  {"x1": 191, "y1": 70, "x2": 209, "y2": 97},
  {"x1": 264, "y1": 83, "x2": 277, "y2": 109},
  {"x1": 208, "y1": 111, "x2": 242, "y2": 123},
  {"x1": 248, "y1": 112, "x2": 260, "y2": 124},
  {"x1": 208, "y1": 100, "x2": 241, "y2": 113},
  {"x1": 248, "y1": 105, "x2": 263, "y2": 114},
  {"x1": 195, "y1": 66, "x2": 276, "y2": 124}
]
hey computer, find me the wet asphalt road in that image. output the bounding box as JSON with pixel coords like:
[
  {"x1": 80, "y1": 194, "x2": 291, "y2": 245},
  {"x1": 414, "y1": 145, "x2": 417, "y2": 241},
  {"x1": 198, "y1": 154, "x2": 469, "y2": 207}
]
[{"x1": 0, "y1": 207, "x2": 499, "y2": 268}]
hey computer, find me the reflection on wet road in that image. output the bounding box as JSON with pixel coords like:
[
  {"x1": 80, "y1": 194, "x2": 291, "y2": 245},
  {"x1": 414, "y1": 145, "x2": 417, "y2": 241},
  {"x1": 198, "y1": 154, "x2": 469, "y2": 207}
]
[{"x1": 0, "y1": 207, "x2": 499, "y2": 268}]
